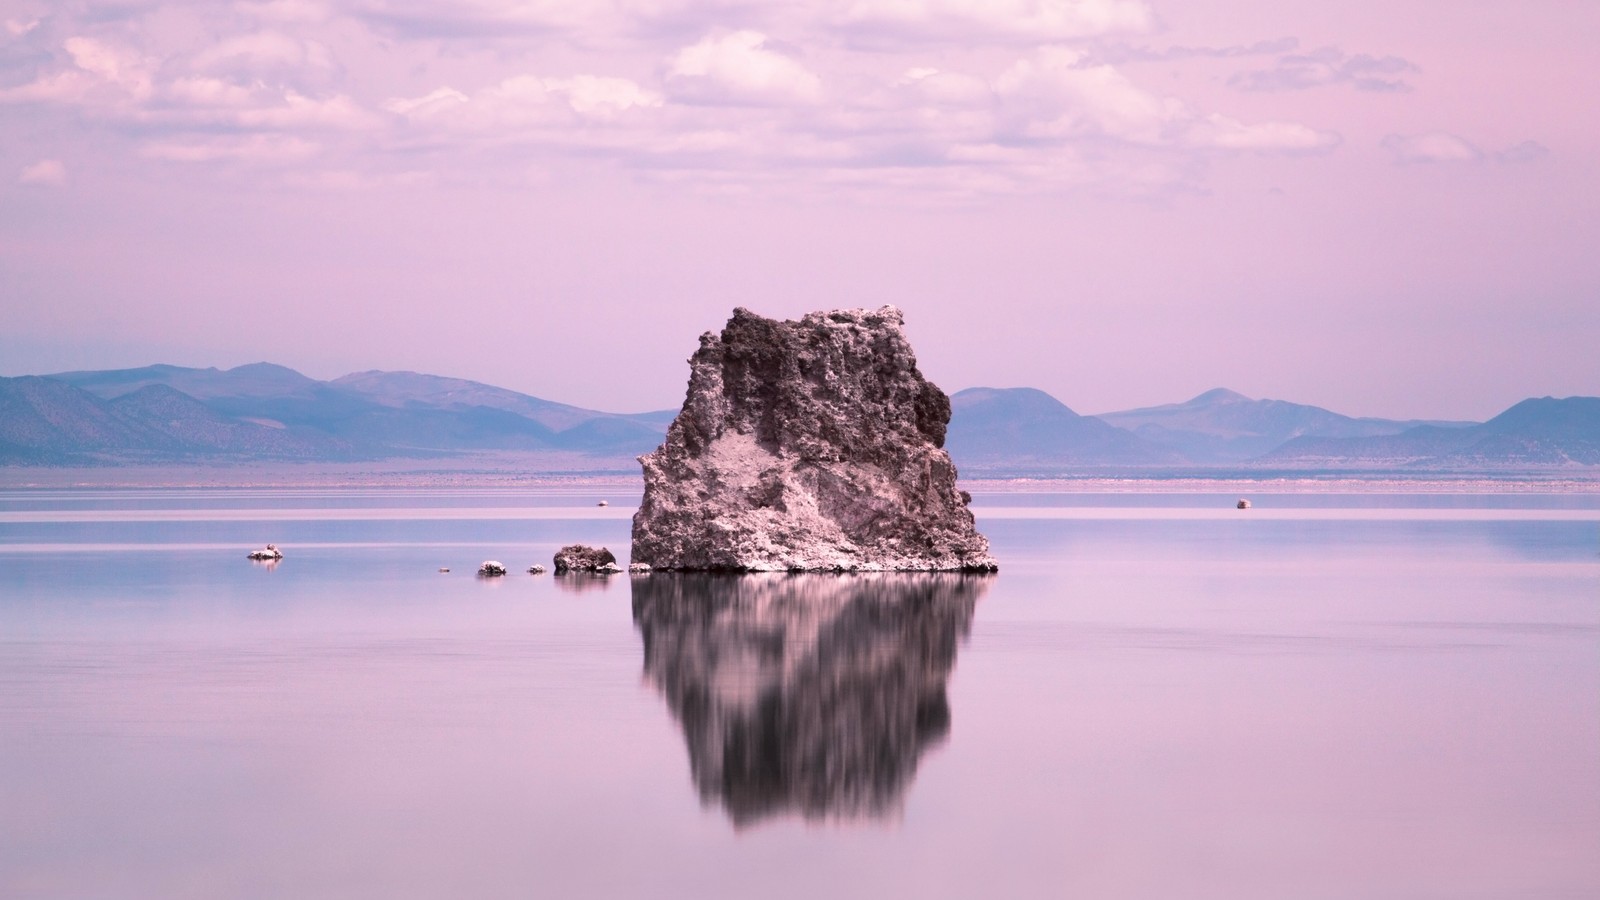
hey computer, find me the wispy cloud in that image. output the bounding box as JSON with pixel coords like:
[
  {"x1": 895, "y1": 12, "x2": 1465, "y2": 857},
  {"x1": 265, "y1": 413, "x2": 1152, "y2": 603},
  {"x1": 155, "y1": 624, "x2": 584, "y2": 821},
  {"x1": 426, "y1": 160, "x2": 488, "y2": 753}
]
[
  {"x1": 17, "y1": 157, "x2": 66, "y2": 185},
  {"x1": 1381, "y1": 132, "x2": 1548, "y2": 165},
  {"x1": 1230, "y1": 46, "x2": 1419, "y2": 93}
]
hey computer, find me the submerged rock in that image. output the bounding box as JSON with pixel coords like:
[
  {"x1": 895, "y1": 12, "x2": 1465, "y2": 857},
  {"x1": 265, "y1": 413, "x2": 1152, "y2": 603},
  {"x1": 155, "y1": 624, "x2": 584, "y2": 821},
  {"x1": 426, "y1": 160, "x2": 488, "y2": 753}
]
[
  {"x1": 554, "y1": 544, "x2": 618, "y2": 573},
  {"x1": 631, "y1": 306, "x2": 995, "y2": 572}
]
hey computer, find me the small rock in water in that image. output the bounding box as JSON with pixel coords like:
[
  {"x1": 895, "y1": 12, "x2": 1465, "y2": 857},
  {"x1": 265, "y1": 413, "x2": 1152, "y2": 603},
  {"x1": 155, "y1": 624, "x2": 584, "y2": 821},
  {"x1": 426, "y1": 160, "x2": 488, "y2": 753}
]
[
  {"x1": 1237, "y1": 499, "x2": 1252, "y2": 509},
  {"x1": 596, "y1": 562, "x2": 623, "y2": 575},
  {"x1": 438, "y1": 567, "x2": 450, "y2": 573},
  {"x1": 628, "y1": 562, "x2": 652, "y2": 574},
  {"x1": 478, "y1": 560, "x2": 508, "y2": 576},
  {"x1": 597, "y1": 500, "x2": 609, "y2": 507},
  {"x1": 631, "y1": 306, "x2": 996, "y2": 572},
  {"x1": 553, "y1": 544, "x2": 618, "y2": 573},
  {"x1": 527, "y1": 564, "x2": 547, "y2": 575}
]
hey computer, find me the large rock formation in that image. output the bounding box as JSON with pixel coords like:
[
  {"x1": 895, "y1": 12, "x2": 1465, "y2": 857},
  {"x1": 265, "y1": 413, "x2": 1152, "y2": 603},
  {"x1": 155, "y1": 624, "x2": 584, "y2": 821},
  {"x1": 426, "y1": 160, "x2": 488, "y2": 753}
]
[
  {"x1": 632, "y1": 306, "x2": 996, "y2": 572},
  {"x1": 632, "y1": 573, "x2": 984, "y2": 826}
]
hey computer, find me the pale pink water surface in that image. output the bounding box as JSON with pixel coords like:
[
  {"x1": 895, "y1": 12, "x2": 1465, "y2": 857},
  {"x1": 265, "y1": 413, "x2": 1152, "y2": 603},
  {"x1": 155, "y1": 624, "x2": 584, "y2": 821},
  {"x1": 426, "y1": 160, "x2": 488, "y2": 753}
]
[{"x1": 1, "y1": 488, "x2": 1596, "y2": 898}]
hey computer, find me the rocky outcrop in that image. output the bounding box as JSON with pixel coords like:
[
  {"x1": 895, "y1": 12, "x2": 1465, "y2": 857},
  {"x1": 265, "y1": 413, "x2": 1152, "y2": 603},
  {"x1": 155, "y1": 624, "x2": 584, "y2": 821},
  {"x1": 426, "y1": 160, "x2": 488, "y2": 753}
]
[
  {"x1": 632, "y1": 573, "x2": 985, "y2": 826},
  {"x1": 631, "y1": 307, "x2": 996, "y2": 572},
  {"x1": 553, "y1": 544, "x2": 618, "y2": 573}
]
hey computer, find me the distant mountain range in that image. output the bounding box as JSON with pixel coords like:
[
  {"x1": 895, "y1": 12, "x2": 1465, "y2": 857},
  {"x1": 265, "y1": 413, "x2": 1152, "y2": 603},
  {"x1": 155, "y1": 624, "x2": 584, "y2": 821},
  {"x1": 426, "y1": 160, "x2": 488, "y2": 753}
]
[
  {"x1": 2, "y1": 364, "x2": 673, "y2": 467},
  {"x1": 2, "y1": 364, "x2": 1596, "y2": 471}
]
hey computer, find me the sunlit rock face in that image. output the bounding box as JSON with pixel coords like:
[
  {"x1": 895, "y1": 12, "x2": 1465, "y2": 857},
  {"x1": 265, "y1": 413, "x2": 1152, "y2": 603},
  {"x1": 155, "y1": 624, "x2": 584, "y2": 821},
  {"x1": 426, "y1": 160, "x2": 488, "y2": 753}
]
[
  {"x1": 631, "y1": 573, "x2": 986, "y2": 827},
  {"x1": 631, "y1": 306, "x2": 996, "y2": 572}
]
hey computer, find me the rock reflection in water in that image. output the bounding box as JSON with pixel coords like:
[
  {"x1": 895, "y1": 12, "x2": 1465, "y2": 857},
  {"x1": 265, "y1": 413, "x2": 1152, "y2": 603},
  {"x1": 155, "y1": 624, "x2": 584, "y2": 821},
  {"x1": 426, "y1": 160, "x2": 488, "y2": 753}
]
[{"x1": 631, "y1": 573, "x2": 986, "y2": 827}]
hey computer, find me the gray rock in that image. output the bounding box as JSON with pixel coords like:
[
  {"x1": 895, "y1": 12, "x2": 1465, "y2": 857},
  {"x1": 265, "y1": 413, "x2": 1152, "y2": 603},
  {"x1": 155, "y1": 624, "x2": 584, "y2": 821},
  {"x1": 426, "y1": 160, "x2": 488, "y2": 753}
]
[
  {"x1": 478, "y1": 560, "x2": 507, "y2": 576},
  {"x1": 596, "y1": 562, "x2": 623, "y2": 575},
  {"x1": 631, "y1": 306, "x2": 996, "y2": 572},
  {"x1": 527, "y1": 564, "x2": 547, "y2": 574},
  {"x1": 553, "y1": 544, "x2": 618, "y2": 573},
  {"x1": 628, "y1": 562, "x2": 653, "y2": 574}
]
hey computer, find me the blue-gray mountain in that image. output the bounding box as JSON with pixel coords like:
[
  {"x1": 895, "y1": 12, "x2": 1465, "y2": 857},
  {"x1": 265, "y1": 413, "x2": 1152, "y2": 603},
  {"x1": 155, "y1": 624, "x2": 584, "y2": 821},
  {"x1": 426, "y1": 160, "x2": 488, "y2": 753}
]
[
  {"x1": 2, "y1": 365, "x2": 1595, "y2": 470},
  {"x1": 4, "y1": 364, "x2": 674, "y2": 465},
  {"x1": 1093, "y1": 388, "x2": 1474, "y2": 464},
  {"x1": 1260, "y1": 397, "x2": 1600, "y2": 467}
]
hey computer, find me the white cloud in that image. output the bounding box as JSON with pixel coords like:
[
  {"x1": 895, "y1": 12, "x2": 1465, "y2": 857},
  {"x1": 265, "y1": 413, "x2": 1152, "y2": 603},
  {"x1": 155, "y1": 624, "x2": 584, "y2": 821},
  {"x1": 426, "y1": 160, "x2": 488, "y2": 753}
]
[
  {"x1": 545, "y1": 75, "x2": 663, "y2": 118},
  {"x1": 1381, "y1": 132, "x2": 1482, "y2": 164},
  {"x1": 667, "y1": 31, "x2": 822, "y2": 105},
  {"x1": 1380, "y1": 133, "x2": 1549, "y2": 166},
  {"x1": 893, "y1": 67, "x2": 992, "y2": 107},
  {"x1": 5, "y1": 17, "x2": 40, "y2": 36},
  {"x1": 1191, "y1": 113, "x2": 1339, "y2": 152},
  {"x1": 0, "y1": 36, "x2": 153, "y2": 106},
  {"x1": 836, "y1": 0, "x2": 1152, "y2": 42},
  {"x1": 65, "y1": 36, "x2": 154, "y2": 100},
  {"x1": 18, "y1": 158, "x2": 67, "y2": 185},
  {"x1": 994, "y1": 48, "x2": 1185, "y2": 144},
  {"x1": 387, "y1": 74, "x2": 660, "y2": 130},
  {"x1": 384, "y1": 86, "x2": 470, "y2": 117}
]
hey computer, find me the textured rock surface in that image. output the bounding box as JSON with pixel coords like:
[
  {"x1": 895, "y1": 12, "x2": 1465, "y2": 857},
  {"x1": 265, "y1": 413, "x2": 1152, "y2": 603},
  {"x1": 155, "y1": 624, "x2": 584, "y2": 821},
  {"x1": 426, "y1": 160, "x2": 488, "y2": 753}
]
[
  {"x1": 632, "y1": 306, "x2": 995, "y2": 572},
  {"x1": 553, "y1": 544, "x2": 617, "y2": 573},
  {"x1": 632, "y1": 573, "x2": 984, "y2": 826}
]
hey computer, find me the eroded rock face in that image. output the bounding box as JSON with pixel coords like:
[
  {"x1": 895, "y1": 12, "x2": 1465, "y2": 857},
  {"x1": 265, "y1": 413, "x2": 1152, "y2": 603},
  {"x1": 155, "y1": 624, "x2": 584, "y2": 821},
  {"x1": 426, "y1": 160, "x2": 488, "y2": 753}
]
[
  {"x1": 553, "y1": 544, "x2": 617, "y2": 573},
  {"x1": 632, "y1": 573, "x2": 984, "y2": 826},
  {"x1": 632, "y1": 306, "x2": 996, "y2": 572}
]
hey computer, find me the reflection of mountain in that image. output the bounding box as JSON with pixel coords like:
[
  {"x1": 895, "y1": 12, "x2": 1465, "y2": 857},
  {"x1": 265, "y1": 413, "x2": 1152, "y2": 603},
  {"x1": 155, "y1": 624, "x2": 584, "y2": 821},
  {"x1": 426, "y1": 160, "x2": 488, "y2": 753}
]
[{"x1": 631, "y1": 573, "x2": 986, "y2": 827}]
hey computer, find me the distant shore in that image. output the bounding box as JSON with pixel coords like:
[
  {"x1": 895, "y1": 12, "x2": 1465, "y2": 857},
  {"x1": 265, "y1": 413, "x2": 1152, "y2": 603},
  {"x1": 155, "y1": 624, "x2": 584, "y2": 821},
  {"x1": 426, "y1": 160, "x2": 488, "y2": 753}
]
[{"x1": 4, "y1": 459, "x2": 1597, "y2": 493}]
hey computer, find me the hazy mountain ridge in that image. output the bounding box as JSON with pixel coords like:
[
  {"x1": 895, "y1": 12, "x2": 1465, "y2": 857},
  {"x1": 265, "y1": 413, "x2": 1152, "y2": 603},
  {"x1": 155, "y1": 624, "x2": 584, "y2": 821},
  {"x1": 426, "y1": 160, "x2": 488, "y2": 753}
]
[
  {"x1": 946, "y1": 388, "x2": 1181, "y2": 469},
  {"x1": 3, "y1": 365, "x2": 1595, "y2": 471},
  {"x1": 4, "y1": 364, "x2": 677, "y2": 465},
  {"x1": 1094, "y1": 387, "x2": 1474, "y2": 463},
  {"x1": 1263, "y1": 397, "x2": 1600, "y2": 467}
]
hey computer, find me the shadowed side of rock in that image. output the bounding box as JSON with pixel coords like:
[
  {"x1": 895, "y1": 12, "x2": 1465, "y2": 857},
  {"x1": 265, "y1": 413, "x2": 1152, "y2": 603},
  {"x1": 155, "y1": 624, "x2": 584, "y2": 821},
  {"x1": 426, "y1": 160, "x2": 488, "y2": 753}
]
[
  {"x1": 631, "y1": 572, "x2": 985, "y2": 826},
  {"x1": 631, "y1": 306, "x2": 996, "y2": 572}
]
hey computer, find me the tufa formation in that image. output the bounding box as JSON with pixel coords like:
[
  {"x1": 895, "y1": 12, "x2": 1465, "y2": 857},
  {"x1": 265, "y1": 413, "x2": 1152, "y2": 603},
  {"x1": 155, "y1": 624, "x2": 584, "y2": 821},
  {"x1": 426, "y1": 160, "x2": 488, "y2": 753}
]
[{"x1": 631, "y1": 306, "x2": 995, "y2": 572}]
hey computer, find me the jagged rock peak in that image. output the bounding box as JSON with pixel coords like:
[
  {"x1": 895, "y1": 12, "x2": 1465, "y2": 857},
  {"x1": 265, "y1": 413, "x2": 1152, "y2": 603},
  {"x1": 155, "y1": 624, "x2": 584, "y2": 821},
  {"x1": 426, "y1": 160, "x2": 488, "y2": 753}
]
[{"x1": 631, "y1": 306, "x2": 996, "y2": 573}]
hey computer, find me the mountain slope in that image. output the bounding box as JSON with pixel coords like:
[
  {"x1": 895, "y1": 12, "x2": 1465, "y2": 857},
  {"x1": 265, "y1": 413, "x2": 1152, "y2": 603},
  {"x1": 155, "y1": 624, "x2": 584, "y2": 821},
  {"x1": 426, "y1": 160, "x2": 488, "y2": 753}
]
[
  {"x1": 1263, "y1": 397, "x2": 1600, "y2": 466},
  {"x1": 1096, "y1": 388, "x2": 1471, "y2": 463},
  {"x1": 946, "y1": 387, "x2": 1178, "y2": 470},
  {"x1": 23, "y1": 363, "x2": 673, "y2": 463}
]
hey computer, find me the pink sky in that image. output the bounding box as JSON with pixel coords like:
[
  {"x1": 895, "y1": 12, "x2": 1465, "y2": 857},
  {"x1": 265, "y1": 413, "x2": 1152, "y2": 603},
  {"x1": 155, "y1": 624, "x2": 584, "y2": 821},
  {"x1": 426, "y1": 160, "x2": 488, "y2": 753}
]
[{"x1": 1, "y1": 0, "x2": 1594, "y2": 419}]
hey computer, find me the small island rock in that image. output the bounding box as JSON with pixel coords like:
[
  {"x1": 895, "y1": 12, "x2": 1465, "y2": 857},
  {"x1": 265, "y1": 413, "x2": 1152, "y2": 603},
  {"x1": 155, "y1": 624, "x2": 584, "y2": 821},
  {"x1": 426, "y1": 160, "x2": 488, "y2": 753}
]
[
  {"x1": 631, "y1": 306, "x2": 996, "y2": 572},
  {"x1": 554, "y1": 544, "x2": 618, "y2": 573},
  {"x1": 478, "y1": 560, "x2": 507, "y2": 576}
]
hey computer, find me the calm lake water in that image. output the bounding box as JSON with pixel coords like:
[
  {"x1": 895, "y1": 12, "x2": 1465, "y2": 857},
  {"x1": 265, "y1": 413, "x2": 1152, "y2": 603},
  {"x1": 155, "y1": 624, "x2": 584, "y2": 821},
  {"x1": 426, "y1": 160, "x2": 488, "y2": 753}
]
[{"x1": 1, "y1": 486, "x2": 1597, "y2": 899}]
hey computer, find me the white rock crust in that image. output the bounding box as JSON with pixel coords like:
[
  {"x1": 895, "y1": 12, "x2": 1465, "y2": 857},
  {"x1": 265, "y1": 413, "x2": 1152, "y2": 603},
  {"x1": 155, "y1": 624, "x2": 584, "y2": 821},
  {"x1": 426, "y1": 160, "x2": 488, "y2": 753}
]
[{"x1": 632, "y1": 306, "x2": 996, "y2": 572}]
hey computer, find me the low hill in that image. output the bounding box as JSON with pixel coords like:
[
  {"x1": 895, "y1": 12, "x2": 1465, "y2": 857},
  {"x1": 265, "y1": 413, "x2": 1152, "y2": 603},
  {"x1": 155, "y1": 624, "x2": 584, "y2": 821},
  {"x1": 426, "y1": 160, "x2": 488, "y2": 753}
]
[
  {"x1": 1096, "y1": 388, "x2": 1471, "y2": 463},
  {"x1": 7, "y1": 364, "x2": 677, "y2": 466},
  {"x1": 946, "y1": 387, "x2": 1179, "y2": 471},
  {"x1": 1263, "y1": 397, "x2": 1600, "y2": 467}
]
